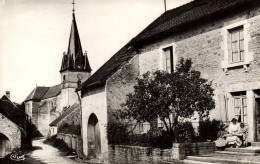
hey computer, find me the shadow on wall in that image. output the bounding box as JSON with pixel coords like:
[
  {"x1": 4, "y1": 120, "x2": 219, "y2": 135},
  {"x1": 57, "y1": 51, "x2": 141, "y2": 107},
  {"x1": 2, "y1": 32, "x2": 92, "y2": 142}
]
[
  {"x1": 0, "y1": 133, "x2": 11, "y2": 158},
  {"x1": 87, "y1": 113, "x2": 101, "y2": 159}
]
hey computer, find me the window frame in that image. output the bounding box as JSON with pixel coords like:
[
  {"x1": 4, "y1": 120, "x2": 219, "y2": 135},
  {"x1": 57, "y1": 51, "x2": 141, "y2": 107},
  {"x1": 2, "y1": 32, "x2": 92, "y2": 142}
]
[
  {"x1": 232, "y1": 92, "x2": 247, "y2": 124},
  {"x1": 221, "y1": 20, "x2": 253, "y2": 72},
  {"x1": 160, "y1": 43, "x2": 177, "y2": 72},
  {"x1": 228, "y1": 26, "x2": 245, "y2": 64}
]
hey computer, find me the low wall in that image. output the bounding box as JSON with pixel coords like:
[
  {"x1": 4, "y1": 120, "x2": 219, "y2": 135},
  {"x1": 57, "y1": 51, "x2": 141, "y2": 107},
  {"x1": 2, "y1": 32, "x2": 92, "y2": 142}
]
[
  {"x1": 108, "y1": 142, "x2": 216, "y2": 163},
  {"x1": 56, "y1": 133, "x2": 83, "y2": 156},
  {"x1": 108, "y1": 145, "x2": 172, "y2": 163},
  {"x1": 172, "y1": 142, "x2": 217, "y2": 160}
]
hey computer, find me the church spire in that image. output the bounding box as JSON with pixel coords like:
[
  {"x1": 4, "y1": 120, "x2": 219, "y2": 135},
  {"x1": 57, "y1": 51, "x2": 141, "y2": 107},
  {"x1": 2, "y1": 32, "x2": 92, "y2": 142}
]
[{"x1": 60, "y1": 1, "x2": 91, "y2": 73}]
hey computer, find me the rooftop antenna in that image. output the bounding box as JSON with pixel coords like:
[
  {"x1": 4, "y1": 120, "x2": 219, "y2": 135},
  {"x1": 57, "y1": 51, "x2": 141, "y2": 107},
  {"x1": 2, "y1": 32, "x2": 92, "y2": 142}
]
[
  {"x1": 164, "y1": 0, "x2": 167, "y2": 12},
  {"x1": 72, "y1": 0, "x2": 75, "y2": 13}
]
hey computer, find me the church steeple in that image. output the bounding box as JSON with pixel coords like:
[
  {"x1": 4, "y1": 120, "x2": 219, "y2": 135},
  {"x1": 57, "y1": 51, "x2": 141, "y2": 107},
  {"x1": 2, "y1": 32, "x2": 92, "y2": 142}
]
[{"x1": 60, "y1": 11, "x2": 91, "y2": 73}]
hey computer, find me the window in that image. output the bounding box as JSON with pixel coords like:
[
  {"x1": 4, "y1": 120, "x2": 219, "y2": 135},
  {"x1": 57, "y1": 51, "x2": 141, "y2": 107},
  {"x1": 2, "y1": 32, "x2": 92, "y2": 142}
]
[
  {"x1": 221, "y1": 20, "x2": 253, "y2": 71},
  {"x1": 233, "y1": 92, "x2": 247, "y2": 123},
  {"x1": 138, "y1": 123, "x2": 144, "y2": 133},
  {"x1": 229, "y1": 26, "x2": 244, "y2": 64},
  {"x1": 163, "y1": 47, "x2": 174, "y2": 73}
]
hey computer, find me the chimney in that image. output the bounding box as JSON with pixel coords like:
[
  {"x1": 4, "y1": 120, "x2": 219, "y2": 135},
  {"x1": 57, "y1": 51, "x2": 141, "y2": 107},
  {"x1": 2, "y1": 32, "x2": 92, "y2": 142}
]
[{"x1": 6, "y1": 91, "x2": 10, "y2": 99}]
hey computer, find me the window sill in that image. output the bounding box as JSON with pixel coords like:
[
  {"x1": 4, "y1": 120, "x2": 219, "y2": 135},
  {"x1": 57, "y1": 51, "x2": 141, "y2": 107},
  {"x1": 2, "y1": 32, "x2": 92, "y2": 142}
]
[{"x1": 221, "y1": 60, "x2": 251, "y2": 74}]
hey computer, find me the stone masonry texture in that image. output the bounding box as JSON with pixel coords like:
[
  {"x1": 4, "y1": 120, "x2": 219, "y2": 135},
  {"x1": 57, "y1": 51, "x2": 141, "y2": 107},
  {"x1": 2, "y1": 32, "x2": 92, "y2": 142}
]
[{"x1": 0, "y1": 113, "x2": 21, "y2": 150}]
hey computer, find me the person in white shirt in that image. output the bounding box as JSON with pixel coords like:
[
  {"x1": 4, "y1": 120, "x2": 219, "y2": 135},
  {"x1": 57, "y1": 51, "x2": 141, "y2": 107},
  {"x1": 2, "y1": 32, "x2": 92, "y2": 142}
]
[
  {"x1": 228, "y1": 118, "x2": 240, "y2": 135},
  {"x1": 226, "y1": 118, "x2": 242, "y2": 147}
]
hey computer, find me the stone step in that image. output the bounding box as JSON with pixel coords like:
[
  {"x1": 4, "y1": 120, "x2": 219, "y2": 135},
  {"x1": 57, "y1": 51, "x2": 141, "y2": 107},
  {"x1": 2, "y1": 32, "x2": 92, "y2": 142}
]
[
  {"x1": 183, "y1": 159, "x2": 219, "y2": 164},
  {"x1": 225, "y1": 146, "x2": 260, "y2": 154},
  {"x1": 251, "y1": 142, "x2": 260, "y2": 147},
  {"x1": 186, "y1": 156, "x2": 260, "y2": 164},
  {"x1": 215, "y1": 150, "x2": 258, "y2": 156}
]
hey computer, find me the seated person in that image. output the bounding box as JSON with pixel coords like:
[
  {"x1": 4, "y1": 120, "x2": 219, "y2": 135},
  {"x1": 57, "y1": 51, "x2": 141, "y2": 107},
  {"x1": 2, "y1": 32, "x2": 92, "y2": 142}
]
[
  {"x1": 228, "y1": 118, "x2": 240, "y2": 135},
  {"x1": 225, "y1": 118, "x2": 242, "y2": 147},
  {"x1": 239, "y1": 123, "x2": 248, "y2": 146}
]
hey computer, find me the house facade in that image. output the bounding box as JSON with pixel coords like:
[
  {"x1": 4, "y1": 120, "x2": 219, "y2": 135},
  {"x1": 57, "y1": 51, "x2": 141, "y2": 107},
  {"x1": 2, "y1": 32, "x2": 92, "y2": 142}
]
[
  {"x1": 0, "y1": 93, "x2": 31, "y2": 157},
  {"x1": 78, "y1": 0, "x2": 260, "y2": 162},
  {"x1": 24, "y1": 12, "x2": 91, "y2": 136}
]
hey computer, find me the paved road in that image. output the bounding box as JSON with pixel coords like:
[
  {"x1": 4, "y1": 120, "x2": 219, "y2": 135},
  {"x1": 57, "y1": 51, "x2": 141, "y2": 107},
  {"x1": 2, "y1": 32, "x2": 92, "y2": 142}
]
[{"x1": 0, "y1": 138, "x2": 82, "y2": 164}]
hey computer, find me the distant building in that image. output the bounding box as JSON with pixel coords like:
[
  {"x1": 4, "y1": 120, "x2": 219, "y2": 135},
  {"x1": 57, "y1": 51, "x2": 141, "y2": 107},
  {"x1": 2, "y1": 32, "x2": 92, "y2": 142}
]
[
  {"x1": 77, "y1": 0, "x2": 260, "y2": 162},
  {"x1": 24, "y1": 12, "x2": 91, "y2": 137},
  {"x1": 0, "y1": 92, "x2": 31, "y2": 157}
]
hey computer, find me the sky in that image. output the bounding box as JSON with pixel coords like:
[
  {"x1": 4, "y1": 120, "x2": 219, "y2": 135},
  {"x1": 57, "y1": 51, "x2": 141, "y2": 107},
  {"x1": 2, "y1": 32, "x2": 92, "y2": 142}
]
[{"x1": 0, "y1": 0, "x2": 192, "y2": 103}]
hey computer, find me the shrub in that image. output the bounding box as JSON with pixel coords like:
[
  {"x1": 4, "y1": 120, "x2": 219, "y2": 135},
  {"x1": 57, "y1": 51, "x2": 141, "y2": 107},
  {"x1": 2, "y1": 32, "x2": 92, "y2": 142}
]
[
  {"x1": 199, "y1": 119, "x2": 225, "y2": 141},
  {"x1": 177, "y1": 122, "x2": 195, "y2": 143},
  {"x1": 58, "y1": 123, "x2": 81, "y2": 135},
  {"x1": 107, "y1": 121, "x2": 129, "y2": 145}
]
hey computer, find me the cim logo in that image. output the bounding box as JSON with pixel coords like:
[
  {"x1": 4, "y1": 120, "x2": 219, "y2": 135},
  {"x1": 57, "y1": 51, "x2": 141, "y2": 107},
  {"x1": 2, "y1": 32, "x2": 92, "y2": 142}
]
[{"x1": 10, "y1": 153, "x2": 26, "y2": 161}]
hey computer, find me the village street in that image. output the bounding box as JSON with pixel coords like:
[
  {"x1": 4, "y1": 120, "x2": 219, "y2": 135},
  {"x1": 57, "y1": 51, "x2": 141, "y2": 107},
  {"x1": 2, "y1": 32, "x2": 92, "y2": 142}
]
[{"x1": 0, "y1": 138, "x2": 83, "y2": 164}]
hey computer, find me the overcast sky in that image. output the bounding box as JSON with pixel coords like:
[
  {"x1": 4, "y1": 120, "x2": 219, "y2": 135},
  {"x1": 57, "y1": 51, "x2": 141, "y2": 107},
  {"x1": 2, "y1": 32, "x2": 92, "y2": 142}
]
[{"x1": 0, "y1": 0, "x2": 192, "y2": 103}]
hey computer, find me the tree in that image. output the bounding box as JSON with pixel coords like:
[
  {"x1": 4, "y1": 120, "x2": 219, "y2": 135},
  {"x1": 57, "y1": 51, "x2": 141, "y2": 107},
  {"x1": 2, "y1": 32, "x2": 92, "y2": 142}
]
[{"x1": 116, "y1": 58, "x2": 215, "y2": 142}]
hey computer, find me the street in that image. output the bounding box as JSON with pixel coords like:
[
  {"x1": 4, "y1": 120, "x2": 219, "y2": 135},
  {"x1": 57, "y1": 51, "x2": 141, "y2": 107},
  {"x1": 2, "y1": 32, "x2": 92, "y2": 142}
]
[{"x1": 0, "y1": 138, "x2": 82, "y2": 164}]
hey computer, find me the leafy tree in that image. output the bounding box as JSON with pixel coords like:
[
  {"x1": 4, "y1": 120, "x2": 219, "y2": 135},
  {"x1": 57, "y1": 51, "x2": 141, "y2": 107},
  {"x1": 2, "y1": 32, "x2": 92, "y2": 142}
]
[{"x1": 116, "y1": 58, "x2": 215, "y2": 142}]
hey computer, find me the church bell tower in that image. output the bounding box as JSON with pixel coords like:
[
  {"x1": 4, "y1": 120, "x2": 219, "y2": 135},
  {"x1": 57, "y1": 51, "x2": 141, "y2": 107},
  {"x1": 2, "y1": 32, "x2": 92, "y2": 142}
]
[{"x1": 59, "y1": 2, "x2": 91, "y2": 108}]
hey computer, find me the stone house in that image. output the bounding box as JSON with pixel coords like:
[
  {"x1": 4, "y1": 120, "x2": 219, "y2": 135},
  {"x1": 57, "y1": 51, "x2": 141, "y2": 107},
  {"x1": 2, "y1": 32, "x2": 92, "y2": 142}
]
[
  {"x1": 0, "y1": 92, "x2": 31, "y2": 157},
  {"x1": 24, "y1": 12, "x2": 91, "y2": 137},
  {"x1": 77, "y1": 0, "x2": 260, "y2": 162}
]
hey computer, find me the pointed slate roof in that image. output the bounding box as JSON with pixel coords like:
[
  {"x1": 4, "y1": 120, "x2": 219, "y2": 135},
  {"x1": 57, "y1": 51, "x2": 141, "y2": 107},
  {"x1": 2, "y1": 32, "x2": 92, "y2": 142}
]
[{"x1": 60, "y1": 13, "x2": 91, "y2": 72}]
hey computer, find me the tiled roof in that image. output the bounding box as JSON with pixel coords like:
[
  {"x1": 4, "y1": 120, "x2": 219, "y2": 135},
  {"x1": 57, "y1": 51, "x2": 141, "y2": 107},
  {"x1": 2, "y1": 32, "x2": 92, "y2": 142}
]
[
  {"x1": 49, "y1": 103, "x2": 79, "y2": 126},
  {"x1": 80, "y1": 0, "x2": 253, "y2": 90},
  {"x1": 42, "y1": 84, "x2": 63, "y2": 99},
  {"x1": 0, "y1": 95, "x2": 27, "y2": 128},
  {"x1": 79, "y1": 45, "x2": 137, "y2": 89},
  {"x1": 130, "y1": 0, "x2": 253, "y2": 44},
  {"x1": 25, "y1": 87, "x2": 49, "y2": 102}
]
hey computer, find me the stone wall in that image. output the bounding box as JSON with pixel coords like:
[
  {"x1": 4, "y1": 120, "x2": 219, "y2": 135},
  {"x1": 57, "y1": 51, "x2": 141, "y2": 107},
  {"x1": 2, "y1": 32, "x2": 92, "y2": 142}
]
[
  {"x1": 108, "y1": 145, "x2": 172, "y2": 164},
  {"x1": 172, "y1": 142, "x2": 216, "y2": 160},
  {"x1": 81, "y1": 86, "x2": 108, "y2": 162},
  {"x1": 37, "y1": 102, "x2": 50, "y2": 136},
  {"x1": 57, "y1": 106, "x2": 81, "y2": 135},
  {"x1": 137, "y1": 5, "x2": 260, "y2": 141},
  {"x1": 0, "y1": 113, "x2": 21, "y2": 150},
  {"x1": 57, "y1": 133, "x2": 80, "y2": 151},
  {"x1": 106, "y1": 55, "x2": 139, "y2": 120},
  {"x1": 108, "y1": 142, "x2": 216, "y2": 163}
]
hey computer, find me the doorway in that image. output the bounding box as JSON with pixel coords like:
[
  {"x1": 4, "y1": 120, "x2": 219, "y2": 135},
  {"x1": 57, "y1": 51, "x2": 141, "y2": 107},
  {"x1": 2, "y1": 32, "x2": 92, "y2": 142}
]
[
  {"x1": 255, "y1": 98, "x2": 260, "y2": 141},
  {"x1": 0, "y1": 133, "x2": 11, "y2": 158},
  {"x1": 87, "y1": 113, "x2": 101, "y2": 159}
]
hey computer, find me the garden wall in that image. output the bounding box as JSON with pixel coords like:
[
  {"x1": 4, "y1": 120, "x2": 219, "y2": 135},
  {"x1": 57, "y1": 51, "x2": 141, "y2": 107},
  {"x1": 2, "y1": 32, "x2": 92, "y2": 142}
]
[
  {"x1": 108, "y1": 142, "x2": 216, "y2": 163},
  {"x1": 56, "y1": 133, "x2": 83, "y2": 156}
]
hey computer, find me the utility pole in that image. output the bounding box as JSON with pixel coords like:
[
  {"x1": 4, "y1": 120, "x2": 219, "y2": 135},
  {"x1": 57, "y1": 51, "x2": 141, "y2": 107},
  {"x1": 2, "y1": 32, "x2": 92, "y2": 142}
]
[{"x1": 164, "y1": 0, "x2": 167, "y2": 12}]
